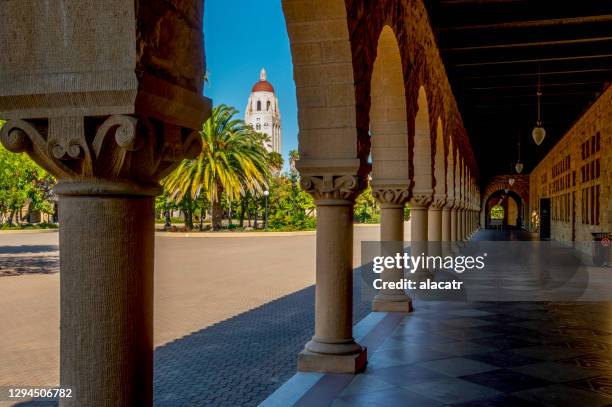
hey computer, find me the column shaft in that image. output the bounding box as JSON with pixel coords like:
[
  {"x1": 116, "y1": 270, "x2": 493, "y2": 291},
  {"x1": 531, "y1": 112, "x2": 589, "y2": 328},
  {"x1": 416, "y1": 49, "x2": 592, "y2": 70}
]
[
  {"x1": 427, "y1": 207, "x2": 443, "y2": 241},
  {"x1": 450, "y1": 208, "x2": 458, "y2": 242},
  {"x1": 441, "y1": 208, "x2": 451, "y2": 242},
  {"x1": 299, "y1": 201, "x2": 366, "y2": 373},
  {"x1": 59, "y1": 194, "x2": 154, "y2": 407},
  {"x1": 373, "y1": 203, "x2": 412, "y2": 312}
]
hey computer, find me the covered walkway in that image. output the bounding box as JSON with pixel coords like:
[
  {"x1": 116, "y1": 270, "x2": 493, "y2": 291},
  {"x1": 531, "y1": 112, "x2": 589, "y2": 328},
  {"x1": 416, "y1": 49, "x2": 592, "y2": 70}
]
[
  {"x1": 262, "y1": 230, "x2": 612, "y2": 407},
  {"x1": 0, "y1": 1, "x2": 610, "y2": 405}
]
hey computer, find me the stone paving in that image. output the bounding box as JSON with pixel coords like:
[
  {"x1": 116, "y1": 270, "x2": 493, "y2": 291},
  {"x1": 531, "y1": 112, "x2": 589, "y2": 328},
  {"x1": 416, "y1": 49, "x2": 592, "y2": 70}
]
[
  {"x1": 274, "y1": 300, "x2": 612, "y2": 407},
  {"x1": 0, "y1": 226, "x2": 385, "y2": 406}
]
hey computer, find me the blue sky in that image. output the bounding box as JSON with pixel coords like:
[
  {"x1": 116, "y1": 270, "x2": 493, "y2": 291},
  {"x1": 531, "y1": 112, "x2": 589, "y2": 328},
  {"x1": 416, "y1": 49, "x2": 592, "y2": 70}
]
[{"x1": 204, "y1": 1, "x2": 298, "y2": 161}]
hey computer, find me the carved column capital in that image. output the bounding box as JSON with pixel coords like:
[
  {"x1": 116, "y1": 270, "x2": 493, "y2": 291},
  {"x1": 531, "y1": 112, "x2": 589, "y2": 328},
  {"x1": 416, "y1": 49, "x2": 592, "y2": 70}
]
[
  {"x1": 410, "y1": 189, "x2": 433, "y2": 209},
  {"x1": 300, "y1": 175, "x2": 364, "y2": 205},
  {"x1": 1, "y1": 116, "x2": 202, "y2": 196},
  {"x1": 371, "y1": 187, "x2": 410, "y2": 207},
  {"x1": 430, "y1": 194, "x2": 447, "y2": 210},
  {"x1": 444, "y1": 199, "x2": 456, "y2": 210}
]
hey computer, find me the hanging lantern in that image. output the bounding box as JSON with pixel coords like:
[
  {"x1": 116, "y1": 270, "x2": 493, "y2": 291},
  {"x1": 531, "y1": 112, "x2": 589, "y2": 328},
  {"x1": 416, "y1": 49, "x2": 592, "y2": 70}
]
[
  {"x1": 532, "y1": 65, "x2": 546, "y2": 145},
  {"x1": 515, "y1": 132, "x2": 523, "y2": 173},
  {"x1": 508, "y1": 177, "x2": 515, "y2": 186},
  {"x1": 532, "y1": 126, "x2": 546, "y2": 146},
  {"x1": 504, "y1": 188, "x2": 509, "y2": 194}
]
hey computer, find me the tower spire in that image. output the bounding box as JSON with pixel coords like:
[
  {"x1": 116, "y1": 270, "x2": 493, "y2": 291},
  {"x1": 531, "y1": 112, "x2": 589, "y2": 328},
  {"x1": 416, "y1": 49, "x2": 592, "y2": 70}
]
[{"x1": 260, "y1": 68, "x2": 266, "y2": 81}]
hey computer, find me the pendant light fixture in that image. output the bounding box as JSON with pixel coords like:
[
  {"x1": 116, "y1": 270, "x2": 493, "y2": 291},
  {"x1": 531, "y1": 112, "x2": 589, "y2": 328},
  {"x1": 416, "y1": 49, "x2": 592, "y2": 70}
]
[
  {"x1": 515, "y1": 131, "x2": 524, "y2": 173},
  {"x1": 509, "y1": 177, "x2": 515, "y2": 187},
  {"x1": 532, "y1": 65, "x2": 546, "y2": 145}
]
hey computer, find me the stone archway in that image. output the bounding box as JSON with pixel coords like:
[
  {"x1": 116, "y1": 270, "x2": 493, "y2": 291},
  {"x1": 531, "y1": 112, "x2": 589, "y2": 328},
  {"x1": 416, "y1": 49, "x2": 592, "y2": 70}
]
[
  {"x1": 481, "y1": 175, "x2": 529, "y2": 229},
  {"x1": 0, "y1": 0, "x2": 487, "y2": 401},
  {"x1": 368, "y1": 25, "x2": 413, "y2": 312},
  {"x1": 485, "y1": 190, "x2": 523, "y2": 229}
]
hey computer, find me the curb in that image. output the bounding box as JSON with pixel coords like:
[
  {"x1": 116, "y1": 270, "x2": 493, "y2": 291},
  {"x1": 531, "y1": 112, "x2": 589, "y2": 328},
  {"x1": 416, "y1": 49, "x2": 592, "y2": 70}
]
[{"x1": 0, "y1": 229, "x2": 59, "y2": 234}]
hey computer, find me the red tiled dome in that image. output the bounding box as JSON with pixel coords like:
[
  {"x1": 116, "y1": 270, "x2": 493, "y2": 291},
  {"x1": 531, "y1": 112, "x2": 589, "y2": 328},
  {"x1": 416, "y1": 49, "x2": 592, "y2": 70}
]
[{"x1": 252, "y1": 80, "x2": 275, "y2": 93}]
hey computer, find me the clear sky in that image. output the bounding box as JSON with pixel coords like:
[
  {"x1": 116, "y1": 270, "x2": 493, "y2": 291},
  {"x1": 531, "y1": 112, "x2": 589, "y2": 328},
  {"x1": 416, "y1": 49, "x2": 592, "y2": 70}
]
[{"x1": 204, "y1": 1, "x2": 298, "y2": 162}]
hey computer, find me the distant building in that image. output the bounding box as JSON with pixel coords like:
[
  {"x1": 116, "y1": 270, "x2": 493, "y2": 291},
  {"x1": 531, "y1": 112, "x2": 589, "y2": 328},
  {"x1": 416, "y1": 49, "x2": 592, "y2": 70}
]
[{"x1": 245, "y1": 68, "x2": 281, "y2": 153}]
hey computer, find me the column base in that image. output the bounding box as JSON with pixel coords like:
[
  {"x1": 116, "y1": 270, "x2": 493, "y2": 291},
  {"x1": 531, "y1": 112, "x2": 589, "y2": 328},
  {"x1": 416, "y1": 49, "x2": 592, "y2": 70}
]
[
  {"x1": 298, "y1": 347, "x2": 367, "y2": 373},
  {"x1": 372, "y1": 294, "x2": 413, "y2": 312}
]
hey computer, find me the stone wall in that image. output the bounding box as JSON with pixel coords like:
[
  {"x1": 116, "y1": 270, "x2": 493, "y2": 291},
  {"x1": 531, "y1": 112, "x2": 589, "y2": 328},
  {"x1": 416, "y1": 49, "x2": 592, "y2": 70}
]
[{"x1": 529, "y1": 85, "x2": 611, "y2": 256}]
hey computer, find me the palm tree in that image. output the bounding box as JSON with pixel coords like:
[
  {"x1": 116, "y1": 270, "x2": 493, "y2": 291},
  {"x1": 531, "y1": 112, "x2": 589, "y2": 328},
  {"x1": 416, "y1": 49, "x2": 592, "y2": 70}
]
[
  {"x1": 267, "y1": 152, "x2": 284, "y2": 174},
  {"x1": 163, "y1": 104, "x2": 271, "y2": 230}
]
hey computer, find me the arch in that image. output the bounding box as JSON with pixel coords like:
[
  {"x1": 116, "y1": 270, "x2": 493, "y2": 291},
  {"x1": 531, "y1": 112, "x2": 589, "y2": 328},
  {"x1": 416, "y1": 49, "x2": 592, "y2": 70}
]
[
  {"x1": 485, "y1": 190, "x2": 523, "y2": 229},
  {"x1": 481, "y1": 175, "x2": 529, "y2": 229},
  {"x1": 283, "y1": 0, "x2": 367, "y2": 176},
  {"x1": 433, "y1": 117, "x2": 445, "y2": 197},
  {"x1": 413, "y1": 86, "x2": 432, "y2": 192},
  {"x1": 369, "y1": 26, "x2": 409, "y2": 187}
]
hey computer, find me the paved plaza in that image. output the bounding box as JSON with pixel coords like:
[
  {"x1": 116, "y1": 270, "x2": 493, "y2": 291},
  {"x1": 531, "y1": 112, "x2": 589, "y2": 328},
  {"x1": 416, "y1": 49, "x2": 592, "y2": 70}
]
[{"x1": 0, "y1": 225, "x2": 392, "y2": 406}]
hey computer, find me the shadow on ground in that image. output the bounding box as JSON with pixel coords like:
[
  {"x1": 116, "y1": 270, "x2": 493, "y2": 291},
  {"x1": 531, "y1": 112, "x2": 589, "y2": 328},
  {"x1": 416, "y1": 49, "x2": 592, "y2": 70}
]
[
  {"x1": 14, "y1": 269, "x2": 370, "y2": 407},
  {"x1": 0, "y1": 245, "x2": 58, "y2": 255}
]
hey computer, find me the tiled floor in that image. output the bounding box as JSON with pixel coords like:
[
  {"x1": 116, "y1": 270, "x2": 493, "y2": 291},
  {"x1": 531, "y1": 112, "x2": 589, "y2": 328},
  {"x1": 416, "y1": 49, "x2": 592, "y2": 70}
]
[
  {"x1": 262, "y1": 230, "x2": 612, "y2": 407},
  {"x1": 265, "y1": 301, "x2": 612, "y2": 407}
]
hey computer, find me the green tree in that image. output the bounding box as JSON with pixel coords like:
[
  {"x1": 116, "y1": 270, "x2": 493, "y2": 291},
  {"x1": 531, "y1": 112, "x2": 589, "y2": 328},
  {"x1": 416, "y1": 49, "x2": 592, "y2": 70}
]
[
  {"x1": 353, "y1": 185, "x2": 380, "y2": 223},
  {"x1": 163, "y1": 104, "x2": 271, "y2": 230},
  {"x1": 268, "y1": 151, "x2": 284, "y2": 174},
  {"x1": 266, "y1": 174, "x2": 315, "y2": 230}
]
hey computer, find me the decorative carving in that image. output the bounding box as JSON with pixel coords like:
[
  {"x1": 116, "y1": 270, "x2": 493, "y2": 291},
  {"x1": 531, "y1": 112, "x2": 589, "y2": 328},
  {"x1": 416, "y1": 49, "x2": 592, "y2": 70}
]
[
  {"x1": 371, "y1": 188, "x2": 410, "y2": 206},
  {"x1": 430, "y1": 194, "x2": 446, "y2": 209},
  {"x1": 301, "y1": 175, "x2": 362, "y2": 203},
  {"x1": 0, "y1": 115, "x2": 202, "y2": 195},
  {"x1": 444, "y1": 198, "x2": 455, "y2": 210},
  {"x1": 410, "y1": 191, "x2": 433, "y2": 208}
]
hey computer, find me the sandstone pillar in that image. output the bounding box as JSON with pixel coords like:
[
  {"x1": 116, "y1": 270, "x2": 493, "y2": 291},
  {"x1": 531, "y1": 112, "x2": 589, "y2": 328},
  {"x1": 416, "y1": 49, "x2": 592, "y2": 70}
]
[
  {"x1": 427, "y1": 195, "x2": 445, "y2": 241},
  {"x1": 298, "y1": 175, "x2": 367, "y2": 373},
  {"x1": 462, "y1": 207, "x2": 468, "y2": 240},
  {"x1": 0, "y1": 3, "x2": 210, "y2": 405},
  {"x1": 441, "y1": 200, "x2": 453, "y2": 242},
  {"x1": 457, "y1": 205, "x2": 463, "y2": 242},
  {"x1": 451, "y1": 206, "x2": 458, "y2": 242},
  {"x1": 410, "y1": 192, "x2": 432, "y2": 261},
  {"x1": 58, "y1": 185, "x2": 156, "y2": 406},
  {"x1": 371, "y1": 188, "x2": 412, "y2": 312}
]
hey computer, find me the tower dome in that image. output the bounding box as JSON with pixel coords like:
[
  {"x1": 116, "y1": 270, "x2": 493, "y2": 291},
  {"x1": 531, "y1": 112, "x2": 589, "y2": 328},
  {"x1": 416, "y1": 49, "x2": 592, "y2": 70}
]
[
  {"x1": 245, "y1": 68, "x2": 282, "y2": 154},
  {"x1": 251, "y1": 68, "x2": 275, "y2": 93}
]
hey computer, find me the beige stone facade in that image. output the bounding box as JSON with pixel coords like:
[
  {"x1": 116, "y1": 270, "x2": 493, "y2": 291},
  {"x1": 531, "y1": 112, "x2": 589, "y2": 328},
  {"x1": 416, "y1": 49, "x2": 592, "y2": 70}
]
[{"x1": 529, "y1": 85, "x2": 612, "y2": 255}]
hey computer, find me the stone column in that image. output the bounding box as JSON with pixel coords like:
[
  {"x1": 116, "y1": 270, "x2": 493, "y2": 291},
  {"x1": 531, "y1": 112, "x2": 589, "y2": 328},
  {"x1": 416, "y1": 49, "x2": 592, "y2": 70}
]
[
  {"x1": 428, "y1": 195, "x2": 445, "y2": 265},
  {"x1": 2, "y1": 118, "x2": 205, "y2": 406},
  {"x1": 427, "y1": 195, "x2": 445, "y2": 242},
  {"x1": 58, "y1": 182, "x2": 156, "y2": 406},
  {"x1": 450, "y1": 205, "x2": 458, "y2": 242},
  {"x1": 441, "y1": 200, "x2": 453, "y2": 242},
  {"x1": 298, "y1": 175, "x2": 367, "y2": 373},
  {"x1": 457, "y1": 204, "x2": 464, "y2": 242},
  {"x1": 410, "y1": 192, "x2": 432, "y2": 262},
  {"x1": 371, "y1": 188, "x2": 412, "y2": 312},
  {"x1": 0, "y1": 3, "x2": 210, "y2": 405},
  {"x1": 462, "y1": 207, "x2": 468, "y2": 241}
]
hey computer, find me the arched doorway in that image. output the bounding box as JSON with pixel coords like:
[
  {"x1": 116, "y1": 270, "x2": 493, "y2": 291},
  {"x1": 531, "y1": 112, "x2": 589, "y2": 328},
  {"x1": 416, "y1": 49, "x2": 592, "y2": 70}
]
[{"x1": 485, "y1": 190, "x2": 523, "y2": 229}]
